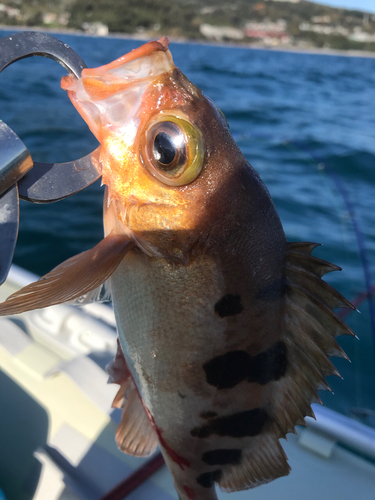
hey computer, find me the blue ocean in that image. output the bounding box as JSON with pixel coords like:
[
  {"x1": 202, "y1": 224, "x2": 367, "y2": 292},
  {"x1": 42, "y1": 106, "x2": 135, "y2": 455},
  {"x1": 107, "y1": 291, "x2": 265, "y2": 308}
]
[{"x1": 0, "y1": 30, "x2": 374, "y2": 423}]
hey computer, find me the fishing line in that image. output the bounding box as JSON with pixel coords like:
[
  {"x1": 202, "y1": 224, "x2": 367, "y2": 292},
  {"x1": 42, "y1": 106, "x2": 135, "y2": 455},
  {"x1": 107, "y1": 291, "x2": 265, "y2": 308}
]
[
  {"x1": 295, "y1": 140, "x2": 375, "y2": 415},
  {"x1": 234, "y1": 131, "x2": 375, "y2": 357},
  {"x1": 295, "y1": 141, "x2": 375, "y2": 349}
]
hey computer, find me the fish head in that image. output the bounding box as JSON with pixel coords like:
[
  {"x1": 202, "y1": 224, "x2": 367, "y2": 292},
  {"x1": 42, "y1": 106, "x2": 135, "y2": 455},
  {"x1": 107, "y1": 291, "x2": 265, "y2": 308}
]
[{"x1": 62, "y1": 39, "x2": 275, "y2": 262}]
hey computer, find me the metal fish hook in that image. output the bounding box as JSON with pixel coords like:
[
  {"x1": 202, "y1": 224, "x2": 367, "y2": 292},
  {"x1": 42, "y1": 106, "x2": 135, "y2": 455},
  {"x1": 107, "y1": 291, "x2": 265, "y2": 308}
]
[{"x1": 0, "y1": 31, "x2": 101, "y2": 285}]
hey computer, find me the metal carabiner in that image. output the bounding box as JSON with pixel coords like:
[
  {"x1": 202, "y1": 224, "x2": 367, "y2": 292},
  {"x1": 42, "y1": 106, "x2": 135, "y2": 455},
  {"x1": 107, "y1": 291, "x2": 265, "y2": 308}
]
[{"x1": 0, "y1": 31, "x2": 101, "y2": 285}]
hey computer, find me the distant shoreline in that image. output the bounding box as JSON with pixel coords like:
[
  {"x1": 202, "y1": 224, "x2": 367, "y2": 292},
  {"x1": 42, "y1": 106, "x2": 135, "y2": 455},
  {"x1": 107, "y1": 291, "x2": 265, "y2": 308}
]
[{"x1": 1, "y1": 24, "x2": 375, "y2": 59}]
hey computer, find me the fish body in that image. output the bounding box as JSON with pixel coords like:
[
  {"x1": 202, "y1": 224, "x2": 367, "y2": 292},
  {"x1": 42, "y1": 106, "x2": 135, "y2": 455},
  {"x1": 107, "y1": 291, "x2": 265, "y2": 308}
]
[{"x1": 0, "y1": 39, "x2": 355, "y2": 500}]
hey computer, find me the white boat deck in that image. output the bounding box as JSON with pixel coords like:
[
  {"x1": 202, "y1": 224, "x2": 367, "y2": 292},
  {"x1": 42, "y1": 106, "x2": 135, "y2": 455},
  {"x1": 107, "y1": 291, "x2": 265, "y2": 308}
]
[{"x1": 1, "y1": 265, "x2": 375, "y2": 500}]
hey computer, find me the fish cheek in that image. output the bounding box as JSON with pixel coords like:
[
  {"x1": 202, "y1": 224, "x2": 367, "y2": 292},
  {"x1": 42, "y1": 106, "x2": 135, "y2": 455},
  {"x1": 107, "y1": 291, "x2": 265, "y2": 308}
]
[{"x1": 110, "y1": 92, "x2": 237, "y2": 259}]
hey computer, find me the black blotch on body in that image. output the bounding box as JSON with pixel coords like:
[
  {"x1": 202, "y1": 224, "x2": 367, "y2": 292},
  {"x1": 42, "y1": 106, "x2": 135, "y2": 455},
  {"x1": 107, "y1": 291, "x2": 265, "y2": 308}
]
[
  {"x1": 248, "y1": 341, "x2": 287, "y2": 384},
  {"x1": 177, "y1": 391, "x2": 186, "y2": 399},
  {"x1": 191, "y1": 408, "x2": 269, "y2": 438},
  {"x1": 214, "y1": 294, "x2": 243, "y2": 317},
  {"x1": 200, "y1": 411, "x2": 217, "y2": 419},
  {"x1": 203, "y1": 341, "x2": 287, "y2": 389},
  {"x1": 202, "y1": 449, "x2": 242, "y2": 466},
  {"x1": 196, "y1": 469, "x2": 222, "y2": 488},
  {"x1": 203, "y1": 351, "x2": 249, "y2": 389}
]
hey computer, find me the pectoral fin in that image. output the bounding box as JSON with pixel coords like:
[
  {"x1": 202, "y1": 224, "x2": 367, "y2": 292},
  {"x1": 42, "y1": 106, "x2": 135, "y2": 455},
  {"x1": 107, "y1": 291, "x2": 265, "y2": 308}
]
[
  {"x1": 70, "y1": 279, "x2": 112, "y2": 306},
  {"x1": 0, "y1": 233, "x2": 133, "y2": 316}
]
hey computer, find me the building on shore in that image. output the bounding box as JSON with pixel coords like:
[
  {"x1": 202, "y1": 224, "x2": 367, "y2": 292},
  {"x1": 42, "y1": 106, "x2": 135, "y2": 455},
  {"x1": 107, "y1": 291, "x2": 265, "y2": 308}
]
[
  {"x1": 244, "y1": 20, "x2": 291, "y2": 45},
  {"x1": 199, "y1": 24, "x2": 244, "y2": 41}
]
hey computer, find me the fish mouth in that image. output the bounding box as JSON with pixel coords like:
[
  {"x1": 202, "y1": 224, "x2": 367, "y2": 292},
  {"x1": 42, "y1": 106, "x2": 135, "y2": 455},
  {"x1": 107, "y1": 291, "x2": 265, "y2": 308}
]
[
  {"x1": 61, "y1": 38, "x2": 175, "y2": 143},
  {"x1": 82, "y1": 37, "x2": 171, "y2": 79}
]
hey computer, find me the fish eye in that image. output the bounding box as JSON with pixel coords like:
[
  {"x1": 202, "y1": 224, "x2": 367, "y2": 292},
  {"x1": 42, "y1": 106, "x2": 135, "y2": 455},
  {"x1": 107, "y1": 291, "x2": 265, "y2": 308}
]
[
  {"x1": 152, "y1": 122, "x2": 186, "y2": 171},
  {"x1": 140, "y1": 113, "x2": 204, "y2": 186}
]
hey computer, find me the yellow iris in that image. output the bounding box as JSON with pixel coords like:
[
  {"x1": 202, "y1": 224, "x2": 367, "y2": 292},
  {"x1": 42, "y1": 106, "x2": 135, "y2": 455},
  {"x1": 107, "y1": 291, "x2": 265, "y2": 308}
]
[{"x1": 139, "y1": 111, "x2": 204, "y2": 187}]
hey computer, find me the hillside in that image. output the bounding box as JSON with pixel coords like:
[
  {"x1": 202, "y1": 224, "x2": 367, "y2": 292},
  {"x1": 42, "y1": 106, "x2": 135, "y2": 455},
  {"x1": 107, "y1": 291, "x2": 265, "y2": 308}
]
[{"x1": 1, "y1": 0, "x2": 375, "y2": 52}]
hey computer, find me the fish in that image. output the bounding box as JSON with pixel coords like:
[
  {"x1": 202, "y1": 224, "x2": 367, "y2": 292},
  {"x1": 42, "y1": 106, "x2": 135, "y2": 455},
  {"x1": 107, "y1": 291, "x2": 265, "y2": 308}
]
[{"x1": 0, "y1": 38, "x2": 356, "y2": 500}]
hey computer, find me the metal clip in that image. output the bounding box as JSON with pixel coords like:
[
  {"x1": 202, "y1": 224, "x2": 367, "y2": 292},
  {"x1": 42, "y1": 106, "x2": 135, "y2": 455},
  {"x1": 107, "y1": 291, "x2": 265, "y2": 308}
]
[
  {"x1": 0, "y1": 31, "x2": 101, "y2": 285},
  {"x1": 0, "y1": 120, "x2": 33, "y2": 198},
  {"x1": 0, "y1": 121, "x2": 33, "y2": 285}
]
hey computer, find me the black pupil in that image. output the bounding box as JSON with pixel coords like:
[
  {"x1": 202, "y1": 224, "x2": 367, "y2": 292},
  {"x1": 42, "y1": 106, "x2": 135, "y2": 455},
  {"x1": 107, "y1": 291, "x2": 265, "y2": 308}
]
[{"x1": 154, "y1": 132, "x2": 176, "y2": 166}]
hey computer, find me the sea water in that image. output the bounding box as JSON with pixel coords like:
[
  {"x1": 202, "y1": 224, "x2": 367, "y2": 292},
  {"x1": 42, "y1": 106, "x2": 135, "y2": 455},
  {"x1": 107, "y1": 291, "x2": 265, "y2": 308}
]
[{"x1": 0, "y1": 30, "x2": 374, "y2": 423}]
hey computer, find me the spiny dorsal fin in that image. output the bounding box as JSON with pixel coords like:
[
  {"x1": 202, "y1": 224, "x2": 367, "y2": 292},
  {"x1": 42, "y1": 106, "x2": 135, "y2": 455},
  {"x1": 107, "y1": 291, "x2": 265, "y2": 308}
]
[
  {"x1": 0, "y1": 233, "x2": 133, "y2": 316},
  {"x1": 265, "y1": 241, "x2": 355, "y2": 440},
  {"x1": 284, "y1": 334, "x2": 336, "y2": 388},
  {"x1": 286, "y1": 297, "x2": 350, "y2": 359},
  {"x1": 287, "y1": 241, "x2": 321, "y2": 254},
  {"x1": 212, "y1": 242, "x2": 353, "y2": 492},
  {"x1": 285, "y1": 325, "x2": 340, "y2": 379},
  {"x1": 286, "y1": 264, "x2": 355, "y2": 311},
  {"x1": 287, "y1": 251, "x2": 341, "y2": 277},
  {"x1": 286, "y1": 284, "x2": 356, "y2": 338}
]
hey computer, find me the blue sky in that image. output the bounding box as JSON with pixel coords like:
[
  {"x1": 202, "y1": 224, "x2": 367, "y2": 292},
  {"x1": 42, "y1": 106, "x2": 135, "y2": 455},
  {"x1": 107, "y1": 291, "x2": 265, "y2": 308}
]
[{"x1": 316, "y1": 0, "x2": 375, "y2": 14}]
